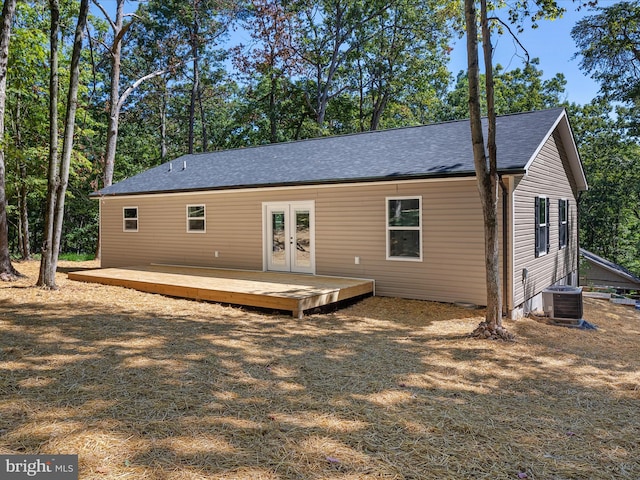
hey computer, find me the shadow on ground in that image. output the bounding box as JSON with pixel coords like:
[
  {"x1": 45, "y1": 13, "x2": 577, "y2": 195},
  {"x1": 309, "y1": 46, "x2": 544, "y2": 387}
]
[{"x1": 0, "y1": 287, "x2": 638, "y2": 479}]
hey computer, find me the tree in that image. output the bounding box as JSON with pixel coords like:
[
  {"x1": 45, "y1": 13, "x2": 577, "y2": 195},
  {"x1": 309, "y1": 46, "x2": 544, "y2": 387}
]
[
  {"x1": 351, "y1": 0, "x2": 455, "y2": 130},
  {"x1": 140, "y1": 0, "x2": 235, "y2": 154},
  {"x1": 465, "y1": 0, "x2": 505, "y2": 337},
  {"x1": 290, "y1": 0, "x2": 392, "y2": 131},
  {"x1": 6, "y1": 2, "x2": 50, "y2": 260},
  {"x1": 464, "y1": 0, "x2": 563, "y2": 338},
  {"x1": 572, "y1": 2, "x2": 640, "y2": 106},
  {"x1": 38, "y1": 0, "x2": 89, "y2": 288},
  {"x1": 571, "y1": 3, "x2": 640, "y2": 273},
  {"x1": 0, "y1": 0, "x2": 21, "y2": 281},
  {"x1": 94, "y1": 0, "x2": 131, "y2": 190},
  {"x1": 93, "y1": 0, "x2": 185, "y2": 190},
  {"x1": 232, "y1": 0, "x2": 302, "y2": 143},
  {"x1": 90, "y1": 0, "x2": 192, "y2": 259},
  {"x1": 443, "y1": 59, "x2": 566, "y2": 120},
  {"x1": 570, "y1": 100, "x2": 640, "y2": 275}
]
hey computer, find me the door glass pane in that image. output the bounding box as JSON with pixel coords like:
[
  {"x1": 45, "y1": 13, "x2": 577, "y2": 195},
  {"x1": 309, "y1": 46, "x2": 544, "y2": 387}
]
[
  {"x1": 294, "y1": 210, "x2": 311, "y2": 268},
  {"x1": 271, "y1": 211, "x2": 286, "y2": 266}
]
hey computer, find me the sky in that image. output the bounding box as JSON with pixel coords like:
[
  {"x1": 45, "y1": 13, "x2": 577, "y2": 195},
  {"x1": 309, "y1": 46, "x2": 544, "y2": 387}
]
[{"x1": 448, "y1": 4, "x2": 603, "y2": 106}]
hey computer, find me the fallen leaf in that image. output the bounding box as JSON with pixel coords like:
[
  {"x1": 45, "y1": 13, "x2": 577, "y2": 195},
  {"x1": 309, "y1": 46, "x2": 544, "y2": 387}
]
[
  {"x1": 326, "y1": 456, "x2": 340, "y2": 464},
  {"x1": 517, "y1": 472, "x2": 528, "y2": 479}
]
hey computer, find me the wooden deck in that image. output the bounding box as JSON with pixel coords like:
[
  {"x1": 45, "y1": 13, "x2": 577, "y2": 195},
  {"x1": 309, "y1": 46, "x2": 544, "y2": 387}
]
[{"x1": 67, "y1": 264, "x2": 374, "y2": 318}]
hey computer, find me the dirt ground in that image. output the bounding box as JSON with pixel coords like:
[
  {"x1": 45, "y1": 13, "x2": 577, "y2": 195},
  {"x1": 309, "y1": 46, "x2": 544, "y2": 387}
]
[{"x1": 1, "y1": 260, "x2": 639, "y2": 479}]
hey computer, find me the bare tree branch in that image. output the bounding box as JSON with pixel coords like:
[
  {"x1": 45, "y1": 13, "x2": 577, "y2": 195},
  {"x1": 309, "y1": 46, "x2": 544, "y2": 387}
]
[
  {"x1": 488, "y1": 16, "x2": 530, "y2": 65},
  {"x1": 117, "y1": 60, "x2": 189, "y2": 111}
]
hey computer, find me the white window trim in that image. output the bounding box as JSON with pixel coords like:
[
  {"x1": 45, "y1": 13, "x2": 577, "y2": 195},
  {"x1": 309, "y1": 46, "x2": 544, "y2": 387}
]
[
  {"x1": 186, "y1": 204, "x2": 206, "y2": 233},
  {"x1": 123, "y1": 206, "x2": 138, "y2": 232},
  {"x1": 537, "y1": 196, "x2": 549, "y2": 257},
  {"x1": 386, "y1": 196, "x2": 423, "y2": 262}
]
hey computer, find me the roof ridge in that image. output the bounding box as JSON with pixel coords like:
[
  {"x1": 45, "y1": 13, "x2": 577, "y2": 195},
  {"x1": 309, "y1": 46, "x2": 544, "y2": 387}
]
[{"x1": 172, "y1": 107, "x2": 566, "y2": 161}]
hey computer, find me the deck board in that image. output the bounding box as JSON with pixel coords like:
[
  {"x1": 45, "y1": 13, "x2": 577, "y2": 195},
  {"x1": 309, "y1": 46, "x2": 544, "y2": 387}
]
[{"x1": 67, "y1": 265, "x2": 374, "y2": 317}]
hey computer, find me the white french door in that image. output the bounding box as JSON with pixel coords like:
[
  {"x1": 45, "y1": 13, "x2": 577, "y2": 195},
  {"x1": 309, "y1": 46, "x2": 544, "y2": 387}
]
[{"x1": 264, "y1": 201, "x2": 315, "y2": 274}]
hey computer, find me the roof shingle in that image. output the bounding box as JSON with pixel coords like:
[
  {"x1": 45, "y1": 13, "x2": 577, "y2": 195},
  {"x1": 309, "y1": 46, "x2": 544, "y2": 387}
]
[{"x1": 95, "y1": 108, "x2": 567, "y2": 196}]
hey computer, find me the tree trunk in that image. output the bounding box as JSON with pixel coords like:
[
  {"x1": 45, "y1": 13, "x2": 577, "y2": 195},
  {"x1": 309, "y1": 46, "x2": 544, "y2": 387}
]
[
  {"x1": 188, "y1": 7, "x2": 200, "y2": 154},
  {"x1": 198, "y1": 81, "x2": 207, "y2": 151},
  {"x1": 189, "y1": 56, "x2": 197, "y2": 153},
  {"x1": 355, "y1": 56, "x2": 366, "y2": 132},
  {"x1": 465, "y1": 0, "x2": 507, "y2": 337},
  {"x1": 480, "y1": 0, "x2": 502, "y2": 326},
  {"x1": 269, "y1": 73, "x2": 277, "y2": 143},
  {"x1": 18, "y1": 162, "x2": 30, "y2": 260},
  {"x1": 160, "y1": 85, "x2": 168, "y2": 160},
  {"x1": 14, "y1": 93, "x2": 30, "y2": 260},
  {"x1": 370, "y1": 91, "x2": 388, "y2": 131},
  {"x1": 0, "y1": 0, "x2": 20, "y2": 280},
  {"x1": 38, "y1": 0, "x2": 89, "y2": 288},
  {"x1": 101, "y1": 0, "x2": 125, "y2": 189},
  {"x1": 38, "y1": 0, "x2": 61, "y2": 288}
]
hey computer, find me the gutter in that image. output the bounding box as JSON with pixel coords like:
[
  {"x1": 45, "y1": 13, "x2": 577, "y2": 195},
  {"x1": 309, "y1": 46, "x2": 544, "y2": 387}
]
[
  {"x1": 577, "y1": 190, "x2": 583, "y2": 286},
  {"x1": 499, "y1": 175, "x2": 509, "y2": 315},
  {"x1": 90, "y1": 168, "x2": 529, "y2": 199}
]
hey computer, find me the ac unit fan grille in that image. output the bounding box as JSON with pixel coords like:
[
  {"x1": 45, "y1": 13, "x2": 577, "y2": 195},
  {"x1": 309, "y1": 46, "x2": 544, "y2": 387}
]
[{"x1": 552, "y1": 292, "x2": 583, "y2": 319}]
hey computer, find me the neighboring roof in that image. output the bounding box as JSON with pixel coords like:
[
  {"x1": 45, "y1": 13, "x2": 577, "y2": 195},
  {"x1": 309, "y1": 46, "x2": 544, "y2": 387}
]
[
  {"x1": 95, "y1": 108, "x2": 587, "y2": 197},
  {"x1": 580, "y1": 248, "x2": 640, "y2": 287}
]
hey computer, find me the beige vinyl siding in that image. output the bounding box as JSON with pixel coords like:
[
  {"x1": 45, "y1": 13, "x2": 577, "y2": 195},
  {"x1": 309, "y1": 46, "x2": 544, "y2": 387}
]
[
  {"x1": 101, "y1": 192, "x2": 264, "y2": 270},
  {"x1": 512, "y1": 131, "x2": 579, "y2": 307},
  {"x1": 581, "y1": 262, "x2": 640, "y2": 291},
  {"x1": 100, "y1": 178, "x2": 499, "y2": 305}
]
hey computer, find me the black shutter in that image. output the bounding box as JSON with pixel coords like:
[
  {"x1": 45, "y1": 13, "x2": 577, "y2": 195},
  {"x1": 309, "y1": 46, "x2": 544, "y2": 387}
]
[
  {"x1": 546, "y1": 199, "x2": 550, "y2": 254},
  {"x1": 535, "y1": 197, "x2": 540, "y2": 258},
  {"x1": 566, "y1": 199, "x2": 570, "y2": 247},
  {"x1": 558, "y1": 199, "x2": 563, "y2": 249},
  {"x1": 564, "y1": 200, "x2": 571, "y2": 247}
]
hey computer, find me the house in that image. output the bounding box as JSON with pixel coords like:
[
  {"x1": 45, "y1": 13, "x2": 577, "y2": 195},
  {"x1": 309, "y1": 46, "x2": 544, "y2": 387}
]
[
  {"x1": 92, "y1": 107, "x2": 588, "y2": 319},
  {"x1": 580, "y1": 248, "x2": 640, "y2": 293}
]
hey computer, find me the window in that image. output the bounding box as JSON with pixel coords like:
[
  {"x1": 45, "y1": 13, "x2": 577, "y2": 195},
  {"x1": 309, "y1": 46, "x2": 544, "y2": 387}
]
[
  {"x1": 386, "y1": 197, "x2": 422, "y2": 260},
  {"x1": 535, "y1": 197, "x2": 549, "y2": 257},
  {"x1": 187, "y1": 205, "x2": 206, "y2": 232},
  {"x1": 123, "y1": 207, "x2": 138, "y2": 232},
  {"x1": 559, "y1": 199, "x2": 569, "y2": 249}
]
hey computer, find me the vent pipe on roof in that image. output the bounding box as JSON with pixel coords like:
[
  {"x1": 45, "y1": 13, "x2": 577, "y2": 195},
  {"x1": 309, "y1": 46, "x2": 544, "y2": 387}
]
[
  {"x1": 168, "y1": 162, "x2": 172, "y2": 172},
  {"x1": 183, "y1": 160, "x2": 187, "y2": 170}
]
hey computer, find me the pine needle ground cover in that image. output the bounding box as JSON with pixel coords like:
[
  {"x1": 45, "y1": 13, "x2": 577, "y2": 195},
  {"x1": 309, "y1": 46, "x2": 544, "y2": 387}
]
[{"x1": 1, "y1": 261, "x2": 638, "y2": 479}]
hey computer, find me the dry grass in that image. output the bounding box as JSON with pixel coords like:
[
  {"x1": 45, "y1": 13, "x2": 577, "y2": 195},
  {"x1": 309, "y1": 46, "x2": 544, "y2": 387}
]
[{"x1": 1, "y1": 260, "x2": 639, "y2": 480}]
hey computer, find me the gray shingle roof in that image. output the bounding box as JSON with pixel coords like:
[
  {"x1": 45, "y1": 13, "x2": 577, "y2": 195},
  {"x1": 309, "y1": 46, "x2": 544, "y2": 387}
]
[{"x1": 95, "y1": 108, "x2": 568, "y2": 197}]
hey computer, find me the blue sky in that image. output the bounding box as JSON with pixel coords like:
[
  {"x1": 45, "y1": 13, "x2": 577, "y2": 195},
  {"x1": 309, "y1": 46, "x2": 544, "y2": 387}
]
[{"x1": 448, "y1": 5, "x2": 602, "y2": 106}]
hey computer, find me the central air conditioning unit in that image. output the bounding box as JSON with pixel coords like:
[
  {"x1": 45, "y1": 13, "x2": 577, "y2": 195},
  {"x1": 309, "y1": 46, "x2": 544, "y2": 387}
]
[{"x1": 542, "y1": 285, "x2": 583, "y2": 320}]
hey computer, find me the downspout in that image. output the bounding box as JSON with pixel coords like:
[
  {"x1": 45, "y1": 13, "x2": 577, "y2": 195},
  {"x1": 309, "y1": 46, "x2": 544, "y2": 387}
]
[
  {"x1": 499, "y1": 175, "x2": 509, "y2": 316},
  {"x1": 577, "y1": 190, "x2": 584, "y2": 286}
]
